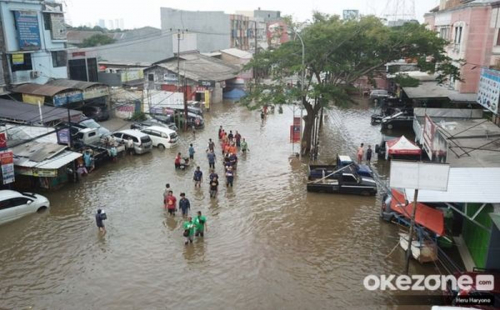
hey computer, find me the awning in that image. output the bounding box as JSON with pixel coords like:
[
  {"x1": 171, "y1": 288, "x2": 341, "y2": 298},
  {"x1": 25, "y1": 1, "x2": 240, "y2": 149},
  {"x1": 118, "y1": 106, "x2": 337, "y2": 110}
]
[
  {"x1": 12, "y1": 83, "x2": 80, "y2": 97},
  {"x1": 385, "y1": 135, "x2": 421, "y2": 159},
  {"x1": 0, "y1": 99, "x2": 83, "y2": 124},
  {"x1": 14, "y1": 150, "x2": 81, "y2": 170},
  {"x1": 405, "y1": 168, "x2": 500, "y2": 204},
  {"x1": 391, "y1": 189, "x2": 445, "y2": 236}
]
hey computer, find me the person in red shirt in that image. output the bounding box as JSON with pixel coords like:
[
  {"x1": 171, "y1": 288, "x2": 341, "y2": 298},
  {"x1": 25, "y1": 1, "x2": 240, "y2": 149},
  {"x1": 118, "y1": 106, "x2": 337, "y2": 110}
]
[
  {"x1": 219, "y1": 129, "x2": 225, "y2": 140},
  {"x1": 175, "y1": 152, "x2": 182, "y2": 169},
  {"x1": 165, "y1": 191, "x2": 177, "y2": 216}
]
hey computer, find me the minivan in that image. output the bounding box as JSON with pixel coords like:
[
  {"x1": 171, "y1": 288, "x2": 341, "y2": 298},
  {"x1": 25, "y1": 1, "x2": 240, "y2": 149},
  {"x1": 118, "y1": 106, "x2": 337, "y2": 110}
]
[
  {"x1": 112, "y1": 129, "x2": 153, "y2": 155},
  {"x1": 140, "y1": 126, "x2": 178, "y2": 149},
  {"x1": 0, "y1": 190, "x2": 50, "y2": 226}
]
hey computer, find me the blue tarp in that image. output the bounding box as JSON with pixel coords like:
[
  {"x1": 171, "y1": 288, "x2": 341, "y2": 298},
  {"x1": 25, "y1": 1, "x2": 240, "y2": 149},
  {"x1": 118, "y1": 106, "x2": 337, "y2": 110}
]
[{"x1": 223, "y1": 88, "x2": 246, "y2": 100}]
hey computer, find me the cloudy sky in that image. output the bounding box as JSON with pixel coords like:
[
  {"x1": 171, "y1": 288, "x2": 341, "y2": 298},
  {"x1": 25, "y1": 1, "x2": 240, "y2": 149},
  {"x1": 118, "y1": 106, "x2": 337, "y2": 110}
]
[{"x1": 65, "y1": 0, "x2": 440, "y2": 29}]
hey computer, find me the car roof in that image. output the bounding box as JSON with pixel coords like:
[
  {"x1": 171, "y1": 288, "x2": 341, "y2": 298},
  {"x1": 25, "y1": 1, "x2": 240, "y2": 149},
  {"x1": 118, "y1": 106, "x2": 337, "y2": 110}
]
[
  {"x1": 144, "y1": 126, "x2": 176, "y2": 134},
  {"x1": 115, "y1": 129, "x2": 149, "y2": 137},
  {"x1": 0, "y1": 190, "x2": 23, "y2": 200}
]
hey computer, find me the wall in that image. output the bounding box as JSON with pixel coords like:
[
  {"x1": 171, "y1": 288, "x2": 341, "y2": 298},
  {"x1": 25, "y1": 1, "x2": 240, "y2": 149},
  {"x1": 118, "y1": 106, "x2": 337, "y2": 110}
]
[
  {"x1": 161, "y1": 8, "x2": 230, "y2": 53},
  {"x1": 0, "y1": 0, "x2": 67, "y2": 85},
  {"x1": 462, "y1": 203, "x2": 494, "y2": 269}
]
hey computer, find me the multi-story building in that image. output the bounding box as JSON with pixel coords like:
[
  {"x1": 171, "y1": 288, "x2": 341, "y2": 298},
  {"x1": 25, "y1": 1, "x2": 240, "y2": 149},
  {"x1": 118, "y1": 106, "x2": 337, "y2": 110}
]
[
  {"x1": 424, "y1": 0, "x2": 500, "y2": 94},
  {"x1": 0, "y1": 0, "x2": 68, "y2": 87},
  {"x1": 161, "y1": 8, "x2": 230, "y2": 53},
  {"x1": 253, "y1": 8, "x2": 281, "y2": 22},
  {"x1": 230, "y1": 14, "x2": 252, "y2": 51}
]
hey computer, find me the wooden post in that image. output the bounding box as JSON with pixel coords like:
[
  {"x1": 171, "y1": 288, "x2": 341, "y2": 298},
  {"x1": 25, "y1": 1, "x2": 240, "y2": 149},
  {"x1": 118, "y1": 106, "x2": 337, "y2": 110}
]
[{"x1": 405, "y1": 189, "x2": 419, "y2": 275}]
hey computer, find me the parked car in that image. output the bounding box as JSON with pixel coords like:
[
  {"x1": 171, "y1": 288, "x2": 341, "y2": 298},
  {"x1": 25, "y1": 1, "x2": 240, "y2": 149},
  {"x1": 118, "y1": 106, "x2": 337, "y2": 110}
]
[
  {"x1": 151, "y1": 114, "x2": 175, "y2": 125},
  {"x1": 0, "y1": 190, "x2": 50, "y2": 226},
  {"x1": 81, "y1": 105, "x2": 110, "y2": 121},
  {"x1": 307, "y1": 170, "x2": 377, "y2": 196},
  {"x1": 131, "y1": 119, "x2": 178, "y2": 131},
  {"x1": 140, "y1": 126, "x2": 178, "y2": 149},
  {"x1": 72, "y1": 119, "x2": 111, "y2": 137},
  {"x1": 111, "y1": 129, "x2": 153, "y2": 155},
  {"x1": 370, "y1": 89, "x2": 389, "y2": 99},
  {"x1": 308, "y1": 155, "x2": 373, "y2": 179},
  {"x1": 380, "y1": 110, "x2": 414, "y2": 130}
]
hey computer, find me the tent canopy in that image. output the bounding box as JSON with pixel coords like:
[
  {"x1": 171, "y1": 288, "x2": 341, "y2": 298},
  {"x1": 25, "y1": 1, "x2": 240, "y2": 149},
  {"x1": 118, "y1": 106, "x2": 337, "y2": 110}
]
[
  {"x1": 223, "y1": 88, "x2": 246, "y2": 100},
  {"x1": 391, "y1": 189, "x2": 445, "y2": 236},
  {"x1": 386, "y1": 135, "x2": 421, "y2": 156}
]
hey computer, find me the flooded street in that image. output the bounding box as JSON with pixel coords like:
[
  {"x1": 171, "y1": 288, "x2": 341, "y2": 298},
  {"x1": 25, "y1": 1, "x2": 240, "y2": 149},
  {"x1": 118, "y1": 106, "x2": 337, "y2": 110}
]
[{"x1": 0, "y1": 101, "x2": 437, "y2": 309}]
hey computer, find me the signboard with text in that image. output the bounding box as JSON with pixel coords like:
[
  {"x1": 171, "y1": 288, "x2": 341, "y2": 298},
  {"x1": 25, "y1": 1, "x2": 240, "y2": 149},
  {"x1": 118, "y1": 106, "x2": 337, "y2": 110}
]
[
  {"x1": 423, "y1": 114, "x2": 435, "y2": 160},
  {"x1": 14, "y1": 11, "x2": 41, "y2": 51},
  {"x1": 199, "y1": 80, "x2": 215, "y2": 88},
  {"x1": 50, "y1": 14, "x2": 67, "y2": 40},
  {"x1": 390, "y1": 161, "x2": 450, "y2": 191},
  {"x1": 477, "y1": 68, "x2": 500, "y2": 114},
  {"x1": 0, "y1": 151, "x2": 15, "y2": 185}
]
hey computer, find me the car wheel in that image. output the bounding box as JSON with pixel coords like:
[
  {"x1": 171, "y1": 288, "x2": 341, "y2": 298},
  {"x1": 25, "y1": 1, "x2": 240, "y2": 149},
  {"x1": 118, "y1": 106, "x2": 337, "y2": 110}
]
[
  {"x1": 387, "y1": 124, "x2": 393, "y2": 129},
  {"x1": 37, "y1": 206, "x2": 48, "y2": 213},
  {"x1": 158, "y1": 144, "x2": 166, "y2": 150}
]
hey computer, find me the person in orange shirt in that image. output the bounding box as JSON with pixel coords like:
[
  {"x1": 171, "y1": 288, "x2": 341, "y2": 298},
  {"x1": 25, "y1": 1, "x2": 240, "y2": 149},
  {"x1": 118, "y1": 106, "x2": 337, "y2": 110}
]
[
  {"x1": 224, "y1": 143, "x2": 231, "y2": 155},
  {"x1": 228, "y1": 143, "x2": 237, "y2": 155}
]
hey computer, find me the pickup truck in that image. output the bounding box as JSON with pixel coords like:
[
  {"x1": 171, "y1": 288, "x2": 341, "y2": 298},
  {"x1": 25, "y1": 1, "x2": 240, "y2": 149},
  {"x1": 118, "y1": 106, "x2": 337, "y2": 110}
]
[
  {"x1": 307, "y1": 170, "x2": 378, "y2": 196},
  {"x1": 308, "y1": 155, "x2": 373, "y2": 179}
]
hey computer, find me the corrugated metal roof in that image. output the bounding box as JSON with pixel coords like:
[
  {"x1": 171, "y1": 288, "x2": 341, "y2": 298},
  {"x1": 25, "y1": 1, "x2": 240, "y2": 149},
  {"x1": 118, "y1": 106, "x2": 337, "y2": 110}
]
[
  {"x1": 11, "y1": 142, "x2": 67, "y2": 162},
  {"x1": 14, "y1": 150, "x2": 82, "y2": 169},
  {"x1": 403, "y1": 82, "x2": 477, "y2": 102},
  {"x1": 151, "y1": 53, "x2": 239, "y2": 82},
  {"x1": 46, "y1": 79, "x2": 106, "y2": 90},
  {"x1": 0, "y1": 99, "x2": 82, "y2": 124},
  {"x1": 12, "y1": 83, "x2": 80, "y2": 97},
  {"x1": 405, "y1": 168, "x2": 500, "y2": 203},
  {"x1": 220, "y1": 48, "x2": 253, "y2": 59}
]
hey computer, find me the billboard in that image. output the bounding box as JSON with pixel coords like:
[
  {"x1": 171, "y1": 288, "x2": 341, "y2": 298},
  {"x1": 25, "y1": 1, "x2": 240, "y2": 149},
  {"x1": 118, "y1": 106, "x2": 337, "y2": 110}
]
[
  {"x1": 0, "y1": 151, "x2": 15, "y2": 185},
  {"x1": 390, "y1": 161, "x2": 450, "y2": 191},
  {"x1": 423, "y1": 115, "x2": 435, "y2": 160},
  {"x1": 14, "y1": 11, "x2": 41, "y2": 51},
  {"x1": 50, "y1": 14, "x2": 67, "y2": 40},
  {"x1": 477, "y1": 68, "x2": 500, "y2": 114}
]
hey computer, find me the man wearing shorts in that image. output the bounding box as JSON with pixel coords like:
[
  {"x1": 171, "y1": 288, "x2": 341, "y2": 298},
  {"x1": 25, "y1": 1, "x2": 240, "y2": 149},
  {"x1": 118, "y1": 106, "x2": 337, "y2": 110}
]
[
  {"x1": 165, "y1": 191, "x2": 177, "y2": 216},
  {"x1": 194, "y1": 211, "x2": 207, "y2": 238}
]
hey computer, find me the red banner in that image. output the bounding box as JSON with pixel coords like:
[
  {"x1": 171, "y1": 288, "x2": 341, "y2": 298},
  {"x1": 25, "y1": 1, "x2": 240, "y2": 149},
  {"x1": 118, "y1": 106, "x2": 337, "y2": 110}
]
[
  {"x1": 0, "y1": 133, "x2": 6, "y2": 150},
  {"x1": 0, "y1": 151, "x2": 13, "y2": 165},
  {"x1": 290, "y1": 125, "x2": 300, "y2": 143},
  {"x1": 293, "y1": 117, "x2": 301, "y2": 127}
]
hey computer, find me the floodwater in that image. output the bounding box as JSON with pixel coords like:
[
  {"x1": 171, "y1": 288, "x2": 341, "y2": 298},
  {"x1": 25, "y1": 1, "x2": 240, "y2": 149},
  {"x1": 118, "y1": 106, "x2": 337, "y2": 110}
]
[{"x1": 0, "y1": 101, "x2": 438, "y2": 309}]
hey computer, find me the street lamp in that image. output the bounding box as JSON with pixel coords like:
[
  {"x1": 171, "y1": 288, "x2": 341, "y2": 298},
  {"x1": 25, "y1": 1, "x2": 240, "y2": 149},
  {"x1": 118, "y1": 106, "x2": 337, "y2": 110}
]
[{"x1": 290, "y1": 29, "x2": 305, "y2": 159}]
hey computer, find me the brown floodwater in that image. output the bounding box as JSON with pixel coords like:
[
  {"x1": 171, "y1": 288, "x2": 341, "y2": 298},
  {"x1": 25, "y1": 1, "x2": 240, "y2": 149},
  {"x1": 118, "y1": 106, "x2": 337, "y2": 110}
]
[{"x1": 0, "y1": 101, "x2": 439, "y2": 309}]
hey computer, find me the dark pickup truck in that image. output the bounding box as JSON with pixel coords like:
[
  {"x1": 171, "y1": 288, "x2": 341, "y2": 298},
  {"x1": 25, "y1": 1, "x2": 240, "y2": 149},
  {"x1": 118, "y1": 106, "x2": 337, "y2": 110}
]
[
  {"x1": 308, "y1": 155, "x2": 373, "y2": 178},
  {"x1": 307, "y1": 168, "x2": 378, "y2": 196}
]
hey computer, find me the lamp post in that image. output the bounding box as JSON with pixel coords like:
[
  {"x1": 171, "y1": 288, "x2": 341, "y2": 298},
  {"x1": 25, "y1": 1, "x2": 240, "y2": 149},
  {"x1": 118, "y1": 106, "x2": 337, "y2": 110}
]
[{"x1": 293, "y1": 30, "x2": 305, "y2": 159}]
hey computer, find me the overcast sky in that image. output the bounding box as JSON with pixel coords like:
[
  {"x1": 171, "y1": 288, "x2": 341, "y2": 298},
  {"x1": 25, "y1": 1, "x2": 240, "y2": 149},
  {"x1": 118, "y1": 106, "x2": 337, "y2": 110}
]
[{"x1": 65, "y1": 0, "x2": 440, "y2": 29}]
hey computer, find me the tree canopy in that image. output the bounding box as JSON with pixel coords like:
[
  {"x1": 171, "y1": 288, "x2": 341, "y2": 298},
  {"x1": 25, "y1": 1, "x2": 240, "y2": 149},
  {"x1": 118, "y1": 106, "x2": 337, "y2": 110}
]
[
  {"x1": 81, "y1": 34, "x2": 116, "y2": 47},
  {"x1": 242, "y1": 13, "x2": 461, "y2": 153}
]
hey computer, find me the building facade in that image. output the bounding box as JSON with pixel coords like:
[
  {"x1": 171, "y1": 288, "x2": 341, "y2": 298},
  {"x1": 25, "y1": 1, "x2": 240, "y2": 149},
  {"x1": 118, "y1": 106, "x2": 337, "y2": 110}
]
[
  {"x1": 424, "y1": 0, "x2": 499, "y2": 94},
  {"x1": 0, "y1": 0, "x2": 68, "y2": 87},
  {"x1": 230, "y1": 14, "x2": 252, "y2": 51},
  {"x1": 160, "y1": 8, "x2": 230, "y2": 53},
  {"x1": 253, "y1": 9, "x2": 281, "y2": 22}
]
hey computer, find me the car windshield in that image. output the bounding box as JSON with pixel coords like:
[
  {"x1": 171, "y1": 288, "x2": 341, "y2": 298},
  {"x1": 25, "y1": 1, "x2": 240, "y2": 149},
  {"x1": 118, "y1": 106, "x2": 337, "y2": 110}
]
[
  {"x1": 141, "y1": 136, "x2": 151, "y2": 143},
  {"x1": 80, "y1": 119, "x2": 100, "y2": 128},
  {"x1": 170, "y1": 133, "x2": 178, "y2": 139}
]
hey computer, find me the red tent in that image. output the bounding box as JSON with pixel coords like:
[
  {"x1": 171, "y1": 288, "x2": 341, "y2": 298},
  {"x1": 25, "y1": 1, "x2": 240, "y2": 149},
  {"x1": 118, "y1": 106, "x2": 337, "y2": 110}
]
[
  {"x1": 390, "y1": 189, "x2": 445, "y2": 236},
  {"x1": 385, "y1": 135, "x2": 421, "y2": 159}
]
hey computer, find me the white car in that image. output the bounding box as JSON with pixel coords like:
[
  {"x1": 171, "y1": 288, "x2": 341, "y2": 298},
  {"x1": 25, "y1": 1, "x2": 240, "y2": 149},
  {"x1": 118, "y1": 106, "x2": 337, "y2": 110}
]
[
  {"x1": 140, "y1": 126, "x2": 178, "y2": 149},
  {"x1": 112, "y1": 129, "x2": 153, "y2": 155},
  {"x1": 0, "y1": 190, "x2": 50, "y2": 226}
]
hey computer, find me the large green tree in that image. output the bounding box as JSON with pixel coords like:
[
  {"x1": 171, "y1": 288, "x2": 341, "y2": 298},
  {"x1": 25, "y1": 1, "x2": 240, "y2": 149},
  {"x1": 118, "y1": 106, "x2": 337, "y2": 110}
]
[
  {"x1": 81, "y1": 34, "x2": 115, "y2": 47},
  {"x1": 243, "y1": 13, "x2": 460, "y2": 154}
]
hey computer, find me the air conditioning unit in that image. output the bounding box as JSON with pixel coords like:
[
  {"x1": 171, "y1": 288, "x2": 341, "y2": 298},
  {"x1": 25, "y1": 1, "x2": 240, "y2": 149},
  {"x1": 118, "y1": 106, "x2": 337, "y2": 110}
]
[{"x1": 30, "y1": 71, "x2": 40, "y2": 79}]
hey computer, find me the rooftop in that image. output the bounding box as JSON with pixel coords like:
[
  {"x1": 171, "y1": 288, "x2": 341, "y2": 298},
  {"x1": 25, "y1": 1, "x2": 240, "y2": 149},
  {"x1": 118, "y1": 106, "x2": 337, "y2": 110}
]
[
  {"x1": 403, "y1": 82, "x2": 477, "y2": 102},
  {"x1": 46, "y1": 79, "x2": 107, "y2": 90},
  {"x1": 0, "y1": 99, "x2": 82, "y2": 125},
  {"x1": 220, "y1": 48, "x2": 253, "y2": 59},
  {"x1": 12, "y1": 83, "x2": 80, "y2": 97}
]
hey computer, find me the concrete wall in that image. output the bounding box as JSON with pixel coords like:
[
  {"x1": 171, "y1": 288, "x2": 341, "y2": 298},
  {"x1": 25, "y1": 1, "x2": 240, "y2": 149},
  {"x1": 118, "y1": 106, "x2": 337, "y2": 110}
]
[
  {"x1": 254, "y1": 10, "x2": 280, "y2": 22},
  {"x1": 161, "y1": 8, "x2": 230, "y2": 53},
  {"x1": 0, "y1": 0, "x2": 67, "y2": 85}
]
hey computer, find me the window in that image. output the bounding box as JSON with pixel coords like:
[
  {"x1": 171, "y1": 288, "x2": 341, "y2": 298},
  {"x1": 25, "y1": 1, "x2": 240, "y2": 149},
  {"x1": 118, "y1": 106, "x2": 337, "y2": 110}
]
[
  {"x1": 43, "y1": 13, "x2": 51, "y2": 30},
  {"x1": 454, "y1": 26, "x2": 463, "y2": 44},
  {"x1": 51, "y1": 51, "x2": 67, "y2": 67},
  {"x1": 10, "y1": 53, "x2": 33, "y2": 72},
  {"x1": 11, "y1": 198, "x2": 30, "y2": 207},
  {"x1": 342, "y1": 175, "x2": 357, "y2": 183},
  {"x1": 148, "y1": 74, "x2": 154, "y2": 81},
  {"x1": 496, "y1": 29, "x2": 500, "y2": 46}
]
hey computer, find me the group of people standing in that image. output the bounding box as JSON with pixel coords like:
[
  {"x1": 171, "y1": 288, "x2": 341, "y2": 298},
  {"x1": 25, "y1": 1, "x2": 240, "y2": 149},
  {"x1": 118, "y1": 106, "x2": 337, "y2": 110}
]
[
  {"x1": 357, "y1": 143, "x2": 373, "y2": 164},
  {"x1": 163, "y1": 184, "x2": 208, "y2": 245}
]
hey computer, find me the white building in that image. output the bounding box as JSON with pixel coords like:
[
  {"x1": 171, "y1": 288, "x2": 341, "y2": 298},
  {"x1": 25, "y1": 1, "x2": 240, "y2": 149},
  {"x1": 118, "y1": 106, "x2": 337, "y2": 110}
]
[{"x1": 0, "y1": 0, "x2": 68, "y2": 87}]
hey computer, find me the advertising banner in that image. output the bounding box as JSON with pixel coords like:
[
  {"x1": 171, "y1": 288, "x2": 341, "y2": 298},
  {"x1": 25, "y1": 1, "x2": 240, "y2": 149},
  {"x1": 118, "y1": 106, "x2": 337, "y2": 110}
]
[
  {"x1": 83, "y1": 87, "x2": 109, "y2": 100},
  {"x1": 50, "y1": 14, "x2": 67, "y2": 40},
  {"x1": 0, "y1": 151, "x2": 15, "y2": 185},
  {"x1": 12, "y1": 53, "x2": 24, "y2": 65},
  {"x1": 390, "y1": 161, "x2": 450, "y2": 191},
  {"x1": 423, "y1": 114, "x2": 435, "y2": 160},
  {"x1": 199, "y1": 80, "x2": 215, "y2": 88},
  {"x1": 57, "y1": 128, "x2": 70, "y2": 145},
  {"x1": 204, "y1": 90, "x2": 210, "y2": 110},
  {"x1": 0, "y1": 133, "x2": 7, "y2": 150},
  {"x1": 477, "y1": 68, "x2": 500, "y2": 114},
  {"x1": 290, "y1": 125, "x2": 300, "y2": 143},
  {"x1": 121, "y1": 70, "x2": 144, "y2": 82},
  {"x1": 22, "y1": 94, "x2": 44, "y2": 105},
  {"x1": 14, "y1": 11, "x2": 41, "y2": 51}
]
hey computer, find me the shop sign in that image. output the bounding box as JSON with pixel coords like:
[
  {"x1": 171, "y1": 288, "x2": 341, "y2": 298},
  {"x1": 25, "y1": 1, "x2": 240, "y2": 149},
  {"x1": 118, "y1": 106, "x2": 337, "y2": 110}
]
[
  {"x1": 199, "y1": 80, "x2": 215, "y2": 88},
  {"x1": 84, "y1": 87, "x2": 109, "y2": 100},
  {"x1": 195, "y1": 86, "x2": 207, "y2": 93},
  {"x1": 204, "y1": 90, "x2": 210, "y2": 110},
  {"x1": 14, "y1": 11, "x2": 41, "y2": 51},
  {"x1": 121, "y1": 70, "x2": 144, "y2": 82},
  {"x1": 0, "y1": 133, "x2": 7, "y2": 150},
  {"x1": 53, "y1": 91, "x2": 83, "y2": 106},
  {"x1": 12, "y1": 53, "x2": 24, "y2": 65},
  {"x1": 32, "y1": 168, "x2": 58, "y2": 177},
  {"x1": 0, "y1": 151, "x2": 15, "y2": 184},
  {"x1": 22, "y1": 94, "x2": 44, "y2": 105},
  {"x1": 477, "y1": 68, "x2": 500, "y2": 114},
  {"x1": 50, "y1": 14, "x2": 67, "y2": 40},
  {"x1": 290, "y1": 125, "x2": 300, "y2": 143}
]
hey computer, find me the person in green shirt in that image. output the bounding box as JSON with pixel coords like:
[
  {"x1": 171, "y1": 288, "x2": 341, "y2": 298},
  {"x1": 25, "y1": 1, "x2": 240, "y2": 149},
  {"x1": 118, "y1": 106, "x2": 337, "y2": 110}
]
[
  {"x1": 240, "y1": 138, "x2": 249, "y2": 153},
  {"x1": 183, "y1": 217, "x2": 195, "y2": 245},
  {"x1": 194, "y1": 211, "x2": 207, "y2": 238}
]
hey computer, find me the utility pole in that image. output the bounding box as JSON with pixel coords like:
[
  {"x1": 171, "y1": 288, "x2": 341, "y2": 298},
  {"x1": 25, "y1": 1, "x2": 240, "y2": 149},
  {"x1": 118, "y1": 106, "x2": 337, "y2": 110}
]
[
  {"x1": 405, "y1": 189, "x2": 419, "y2": 275},
  {"x1": 171, "y1": 28, "x2": 188, "y2": 130}
]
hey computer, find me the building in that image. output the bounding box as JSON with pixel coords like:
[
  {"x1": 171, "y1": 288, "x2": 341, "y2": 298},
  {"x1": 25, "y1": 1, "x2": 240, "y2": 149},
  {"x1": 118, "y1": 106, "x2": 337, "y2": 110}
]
[
  {"x1": 343, "y1": 10, "x2": 360, "y2": 20},
  {"x1": 144, "y1": 51, "x2": 239, "y2": 104},
  {"x1": 230, "y1": 14, "x2": 253, "y2": 51},
  {"x1": 98, "y1": 19, "x2": 105, "y2": 28},
  {"x1": 267, "y1": 20, "x2": 289, "y2": 48},
  {"x1": 220, "y1": 48, "x2": 253, "y2": 80},
  {"x1": 0, "y1": 0, "x2": 68, "y2": 87},
  {"x1": 161, "y1": 8, "x2": 230, "y2": 53},
  {"x1": 98, "y1": 61, "x2": 149, "y2": 88},
  {"x1": 424, "y1": 0, "x2": 500, "y2": 94},
  {"x1": 253, "y1": 8, "x2": 281, "y2": 22}
]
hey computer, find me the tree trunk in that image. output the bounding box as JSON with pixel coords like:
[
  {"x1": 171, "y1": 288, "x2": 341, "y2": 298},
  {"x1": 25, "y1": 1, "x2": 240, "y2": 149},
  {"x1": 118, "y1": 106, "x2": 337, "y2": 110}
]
[{"x1": 301, "y1": 112, "x2": 315, "y2": 155}]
